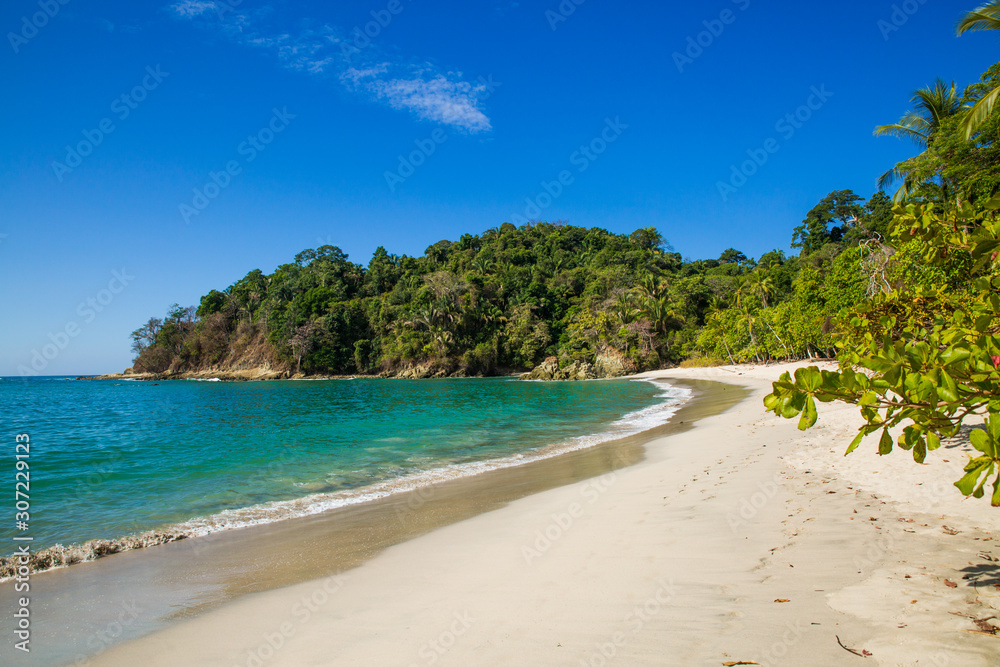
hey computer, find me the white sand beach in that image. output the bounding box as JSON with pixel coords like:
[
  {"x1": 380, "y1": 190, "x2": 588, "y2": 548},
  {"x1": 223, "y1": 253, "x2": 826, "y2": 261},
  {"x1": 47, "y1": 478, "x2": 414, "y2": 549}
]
[{"x1": 91, "y1": 363, "x2": 1000, "y2": 666}]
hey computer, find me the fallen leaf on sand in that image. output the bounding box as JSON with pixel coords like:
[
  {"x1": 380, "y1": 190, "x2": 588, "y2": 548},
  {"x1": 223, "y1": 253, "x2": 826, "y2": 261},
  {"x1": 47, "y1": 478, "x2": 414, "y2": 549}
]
[
  {"x1": 973, "y1": 619, "x2": 1000, "y2": 635},
  {"x1": 774, "y1": 599, "x2": 790, "y2": 603},
  {"x1": 942, "y1": 526, "x2": 961, "y2": 535},
  {"x1": 945, "y1": 580, "x2": 958, "y2": 588},
  {"x1": 722, "y1": 662, "x2": 760, "y2": 666}
]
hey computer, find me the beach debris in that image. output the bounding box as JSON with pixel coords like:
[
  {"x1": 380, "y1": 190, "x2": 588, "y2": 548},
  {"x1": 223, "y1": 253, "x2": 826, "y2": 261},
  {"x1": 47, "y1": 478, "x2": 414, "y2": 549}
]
[
  {"x1": 774, "y1": 598, "x2": 790, "y2": 603},
  {"x1": 978, "y1": 552, "x2": 995, "y2": 562},
  {"x1": 942, "y1": 525, "x2": 961, "y2": 535},
  {"x1": 953, "y1": 613, "x2": 1000, "y2": 635},
  {"x1": 945, "y1": 579, "x2": 958, "y2": 588},
  {"x1": 722, "y1": 662, "x2": 760, "y2": 666},
  {"x1": 964, "y1": 629, "x2": 1000, "y2": 637},
  {"x1": 836, "y1": 635, "x2": 871, "y2": 657},
  {"x1": 974, "y1": 619, "x2": 1000, "y2": 635}
]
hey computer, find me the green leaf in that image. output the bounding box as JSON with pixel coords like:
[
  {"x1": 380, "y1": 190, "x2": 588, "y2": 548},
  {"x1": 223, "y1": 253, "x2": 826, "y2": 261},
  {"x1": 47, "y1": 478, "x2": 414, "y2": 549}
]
[
  {"x1": 878, "y1": 429, "x2": 893, "y2": 456},
  {"x1": 779, "y1": 393, "x2": 806, "y2": 419},
  {"x1": 858, "y1": 391, "x2": 878, "y2": 407},
  {"x1": 973, "y1": 239, "x2": 1000, "y2": 259},
  {"x1": 845, "y1": 430, "x2": 866, "y2": 455},
  {"x1": 993, "y1": 470, "x2": 1000, "y2": 508},
  {"x1": 937, "y1": 371, "x2": 959, "y2": 403},
  {"x1": 939, "y1": 346, "x2": 972, "y2": 366},
  {"x1": 927, "y1": 432, "x2": 941, "y2": 451},
  {"x1": 798, "y1": 396, "x2": 818, "y2": 431},
  {"x1": 913, "y1": 439, "x2": 927, "y2": 464},
  {"x1": 956, "y1": 466, "x2": 985, "y2": 496},
  {"x1": 794, "y1": 367, "x2": 823, "y2": 393},
  {"x1": 970, "y1": 429, "x2": 993, "y2": 456}
]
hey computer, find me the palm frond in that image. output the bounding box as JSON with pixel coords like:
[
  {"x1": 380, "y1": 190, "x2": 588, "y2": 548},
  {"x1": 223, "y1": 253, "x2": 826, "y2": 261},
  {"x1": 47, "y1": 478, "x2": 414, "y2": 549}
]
[
  {"x1": 872, "y1": 122, "x2": 928, "y2": 146},
  {"x1": 912, "y1": 79, "x2": 963, "y2": 125},
  {"x1": 877, "y1": 164, "x2": 909, "y2": 191},
  {"x1": 957, "y1": 2, "x2": 1000, "y2": 34},
  {"x1": 962, "y1": 84, "x2": 1000, "y2": 139}
]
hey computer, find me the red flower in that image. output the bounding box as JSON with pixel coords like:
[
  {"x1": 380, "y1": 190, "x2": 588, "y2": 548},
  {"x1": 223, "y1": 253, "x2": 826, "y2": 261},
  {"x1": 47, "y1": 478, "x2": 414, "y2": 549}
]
[{"x1": 992, "y1": 356, "x2": 1000, "y2": 368}]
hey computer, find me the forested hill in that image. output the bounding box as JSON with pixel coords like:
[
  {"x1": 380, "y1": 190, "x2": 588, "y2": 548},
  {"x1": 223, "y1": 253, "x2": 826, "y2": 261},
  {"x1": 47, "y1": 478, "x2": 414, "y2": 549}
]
[{"x1": 128, "y1": 190, "x2": 893, "y2": 379}]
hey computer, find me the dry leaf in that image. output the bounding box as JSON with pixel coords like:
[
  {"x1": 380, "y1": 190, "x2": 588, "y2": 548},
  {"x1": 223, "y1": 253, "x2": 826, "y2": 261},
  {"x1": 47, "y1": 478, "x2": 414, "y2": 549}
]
[
  {"x1": 722, "y1": 662, "x2": 760, "y2": 666},
  {"x1": 974, "y1": 619, "x2": 999, "y2": 635},
  {"x1": 774, "y1": 598, "x2": 790, "y2": 603},
  {"x1": 945, "y1": 580, "x2": 958, "y2": 588}
]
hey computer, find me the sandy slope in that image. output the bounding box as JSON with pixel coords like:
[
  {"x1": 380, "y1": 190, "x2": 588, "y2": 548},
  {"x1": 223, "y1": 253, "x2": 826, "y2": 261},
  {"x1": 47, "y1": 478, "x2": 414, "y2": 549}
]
[{"x1": 93, "y1": 362, "x2": 999, "y2": 666}]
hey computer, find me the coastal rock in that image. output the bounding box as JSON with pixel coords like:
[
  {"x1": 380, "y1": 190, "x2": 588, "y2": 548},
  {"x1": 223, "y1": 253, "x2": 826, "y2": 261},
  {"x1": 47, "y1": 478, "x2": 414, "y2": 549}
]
[
  {"x1": 521, "y1": 357, "x2": 560, "y2": 381},
  {"x1": 594, "y1": 351, "x2": 635, "y2": 378},
  {"x1": 521, "y1": 357, "x2": 598, "y2": 381}
]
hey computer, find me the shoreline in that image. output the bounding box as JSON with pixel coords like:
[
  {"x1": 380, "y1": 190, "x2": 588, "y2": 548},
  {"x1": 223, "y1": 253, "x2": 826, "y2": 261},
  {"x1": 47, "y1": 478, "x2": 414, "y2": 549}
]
[
  {"x1": 88, "y1": 362, "x2": 1000, "y2": 666},
  {"x1": 0, "y1": 378, "x2": 741, "y2": 666},
  {"x1": 0, "y1": 377, "x2": 693, "y2": 583}
]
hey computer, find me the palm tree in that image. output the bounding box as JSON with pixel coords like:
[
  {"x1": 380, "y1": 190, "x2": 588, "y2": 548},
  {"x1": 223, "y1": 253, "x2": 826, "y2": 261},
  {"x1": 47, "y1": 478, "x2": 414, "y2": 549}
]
[
  {"x1": 611, "y1": 292, "x2": 638, "y2": 325},
  {"x1": 958, "y1": 2, "x2": 1000, "y2": 138},
  {"x1": 874, "y1": 79, "x2": 964, "y2": 201},
  {"x1": 746, "y1": 272, "x2": 775, "y2": 309}
]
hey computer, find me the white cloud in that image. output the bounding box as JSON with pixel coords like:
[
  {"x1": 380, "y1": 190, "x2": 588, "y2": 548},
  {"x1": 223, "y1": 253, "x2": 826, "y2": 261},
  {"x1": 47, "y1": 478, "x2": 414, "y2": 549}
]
[
  {"x1": 171, "y1": 0, "x2": 216, "y2": 18},
  {"x1": 348, "y1": 69, "x2": 492, "y2": 133},
  {"x1": 167, "y1": 3, "x2": 493, "y2": 133}
]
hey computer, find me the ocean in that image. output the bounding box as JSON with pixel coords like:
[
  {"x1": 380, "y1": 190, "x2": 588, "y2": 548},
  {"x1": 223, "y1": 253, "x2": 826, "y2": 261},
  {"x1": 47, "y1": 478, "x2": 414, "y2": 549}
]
[{"x1": 0, "y1": 375, "x2": 690, "y2": 567}]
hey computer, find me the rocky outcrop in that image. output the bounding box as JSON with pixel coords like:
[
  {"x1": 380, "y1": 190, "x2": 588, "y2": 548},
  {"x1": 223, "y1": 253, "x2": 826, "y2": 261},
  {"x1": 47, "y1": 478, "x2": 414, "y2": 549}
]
[
  {"x1": 593, "y1": 351, "x2": 636, "y2": 378},
  {"x1": 521, "y1": 350, "x2": 641, "y2": 381},
  {"x1": 82, "y1": 367, "x2": 291, "y2": 382},
  {"x1": 521, "y1": 357, "x2": 599, "y2": 381}
]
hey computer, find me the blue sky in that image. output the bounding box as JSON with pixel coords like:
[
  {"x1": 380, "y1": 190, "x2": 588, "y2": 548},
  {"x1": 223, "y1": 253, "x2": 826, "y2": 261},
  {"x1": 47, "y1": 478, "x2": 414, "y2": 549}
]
[{"x1": 1, "y1": 0, "x2": 998, "y2": 374}]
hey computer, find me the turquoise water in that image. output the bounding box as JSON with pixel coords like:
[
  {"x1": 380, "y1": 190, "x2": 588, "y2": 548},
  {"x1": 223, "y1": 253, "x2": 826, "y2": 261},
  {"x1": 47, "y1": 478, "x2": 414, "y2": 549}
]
[{"x1": 0, "y1": 376, "x2": 688, "y2": 556}]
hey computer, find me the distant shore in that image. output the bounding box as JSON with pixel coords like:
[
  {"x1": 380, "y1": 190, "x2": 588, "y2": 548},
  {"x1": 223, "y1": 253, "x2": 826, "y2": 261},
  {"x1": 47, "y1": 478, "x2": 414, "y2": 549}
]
[{"x1": 87, "y1": 362, "x2": 1000, "y2": 665}]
